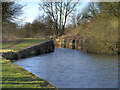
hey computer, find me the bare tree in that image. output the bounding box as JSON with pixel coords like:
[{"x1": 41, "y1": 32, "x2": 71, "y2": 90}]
[
  {"x1": 39, "y1": 0, "x2": 80, "y2": 36},
  {"x1": 64, "y1": 2, "x2": 99, "y2": 28}
]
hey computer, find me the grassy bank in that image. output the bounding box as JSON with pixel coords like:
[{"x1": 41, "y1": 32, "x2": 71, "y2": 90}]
[
  {"x1": 1, "y1": 38, "x2": 55, "y2": 88},
  {"x1": 2, "y1": 38, "x2": 45, "y2": 52},
  {"x1": 2, "y1": 59, "x2": 54, "y2": 88}
]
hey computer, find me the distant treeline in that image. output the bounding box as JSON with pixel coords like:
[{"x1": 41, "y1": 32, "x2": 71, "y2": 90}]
[{"x1": 2, "y1": 2, "x2": 119, "y2": 42}]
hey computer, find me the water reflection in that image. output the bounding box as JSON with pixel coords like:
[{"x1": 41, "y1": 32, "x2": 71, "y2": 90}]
[{"x1": 14, "y1": 48, "x2": 118, "y2": 88}]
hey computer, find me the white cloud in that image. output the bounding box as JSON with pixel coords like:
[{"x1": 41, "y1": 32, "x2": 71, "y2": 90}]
[{"x1": 25, "y1": 18, "x2": 34, "y2": 23}]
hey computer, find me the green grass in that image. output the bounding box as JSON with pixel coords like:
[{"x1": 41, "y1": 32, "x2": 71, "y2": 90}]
[
  {"x1": 2, "y1": 41, "x2": 16, "y2": 49},
  {"x1": 2, "y1": 59, "x2": 54, "y2": 88},
  {"x1": 2, "y1": 38, "x2": 45, "y2": 52},
  {"x1": 10, "y1": 39, "x2": 44, "y2": 51},
  {"x1": 1, "y1": 38, "x2": 55, "y2": 88}
]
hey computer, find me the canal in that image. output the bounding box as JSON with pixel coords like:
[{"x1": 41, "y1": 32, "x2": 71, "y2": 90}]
[{"x1": 14, "y1": 48, "x2": 118, "y2": 88}]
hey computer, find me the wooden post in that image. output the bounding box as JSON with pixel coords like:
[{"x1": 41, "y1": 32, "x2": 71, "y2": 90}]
[
  {"x1": 66, "y1": 39, "x2": 70, "y2": 48},
  {"x1": 64, "y1": 39, "x2": 66, "y2": 48},
  {"x1": 70, "y1": 39, "x2": 73, "y2": 49},
  {"x1": 78, "y1": 39, "x2": 81, "y2": 50},
  {"x1": 60, "y1": 39, "x2": 62, "y2": 48},
  {"x1": 75, "y1": 39, "x2": 78, "y2": 50},
  {"x1": 61, "y1": 39, "x2": 64, "y2": 48}
]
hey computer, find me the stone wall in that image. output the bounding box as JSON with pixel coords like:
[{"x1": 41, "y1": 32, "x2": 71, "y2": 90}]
[
  {"x1": 55, "y1": 38, "x2": 86, "y2": 51},
  {"x1": 2, "y1": 40, "x2": 54, "y2": 61},
  {"x1": 54, "y1": 38, "x2": 118, "y2": 55}
]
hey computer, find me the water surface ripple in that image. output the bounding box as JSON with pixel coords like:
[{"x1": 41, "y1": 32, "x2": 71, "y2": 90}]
[{"x1": 14, "y1": 48, "x2": 118, "y2": 88}]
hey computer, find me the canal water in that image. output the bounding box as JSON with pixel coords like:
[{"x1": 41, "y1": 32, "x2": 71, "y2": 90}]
[{"x1": 14, "y1": 48, "x2": 118, "y2": 88}]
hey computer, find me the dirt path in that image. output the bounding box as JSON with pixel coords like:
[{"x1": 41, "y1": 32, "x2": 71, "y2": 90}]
[{"x1": 3, "y1": 40, "x2": 24, "y2": 49}]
